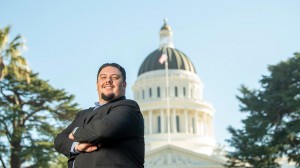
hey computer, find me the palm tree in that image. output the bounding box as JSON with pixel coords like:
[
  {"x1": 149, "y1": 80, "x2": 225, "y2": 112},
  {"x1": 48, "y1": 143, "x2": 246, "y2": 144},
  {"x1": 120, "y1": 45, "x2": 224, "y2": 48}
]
[{"x1": 0, "y1": 26, "x2": 30, "y2": 83}]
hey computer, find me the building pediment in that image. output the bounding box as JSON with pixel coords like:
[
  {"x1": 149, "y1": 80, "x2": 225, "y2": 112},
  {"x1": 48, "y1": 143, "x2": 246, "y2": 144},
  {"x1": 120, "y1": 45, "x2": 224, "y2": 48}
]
[{"x1": 146, "y1": 144, "x2": 224, "y2": 168}]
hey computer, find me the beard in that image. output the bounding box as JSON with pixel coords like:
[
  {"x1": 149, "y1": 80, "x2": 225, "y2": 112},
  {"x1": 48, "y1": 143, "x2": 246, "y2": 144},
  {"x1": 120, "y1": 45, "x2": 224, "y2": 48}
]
[{"x1": 101, "y1": 93, "x2": 115, "y2": 101}]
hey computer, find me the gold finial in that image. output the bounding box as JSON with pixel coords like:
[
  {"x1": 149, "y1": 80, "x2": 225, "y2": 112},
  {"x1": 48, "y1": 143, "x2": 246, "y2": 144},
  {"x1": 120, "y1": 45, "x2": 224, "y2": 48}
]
[{"x1": 160, "y1": 18, "x2": 172, "y2": 31}]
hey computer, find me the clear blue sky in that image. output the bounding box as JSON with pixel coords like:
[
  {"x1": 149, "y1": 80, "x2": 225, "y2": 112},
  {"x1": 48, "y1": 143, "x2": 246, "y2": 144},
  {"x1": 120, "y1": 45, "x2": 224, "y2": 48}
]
[{"x1": 1, "y1": 1, "x2": 300, "y2": 146}]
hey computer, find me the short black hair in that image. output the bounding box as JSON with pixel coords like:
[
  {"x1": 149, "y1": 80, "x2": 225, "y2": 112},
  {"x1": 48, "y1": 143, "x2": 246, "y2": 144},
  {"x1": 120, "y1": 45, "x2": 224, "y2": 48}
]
[{"x1": 97, "y1": 63, "x2": 126, "y2": 82}]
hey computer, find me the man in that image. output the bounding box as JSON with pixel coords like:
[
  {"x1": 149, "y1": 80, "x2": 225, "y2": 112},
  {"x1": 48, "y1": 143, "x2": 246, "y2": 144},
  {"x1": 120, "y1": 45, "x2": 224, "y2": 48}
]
[{"x1": 54, "y1": 63, "x2": 145, "y2": 168}]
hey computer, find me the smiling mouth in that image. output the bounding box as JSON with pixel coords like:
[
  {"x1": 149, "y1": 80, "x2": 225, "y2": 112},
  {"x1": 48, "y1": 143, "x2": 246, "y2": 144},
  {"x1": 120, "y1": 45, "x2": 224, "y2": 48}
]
[{"x1": 103, "y1": 85, "x2": 114, "y2": 88}]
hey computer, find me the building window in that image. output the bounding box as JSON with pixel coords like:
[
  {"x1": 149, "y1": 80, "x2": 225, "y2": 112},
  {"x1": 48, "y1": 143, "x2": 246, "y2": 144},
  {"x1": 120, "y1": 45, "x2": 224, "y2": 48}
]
[
  {"x1": 175, "y1": 86, "x2": 178, "y2": 97},
  {"x1": 176, "y1": 115, "x2": 180, "y2": 132},
  {"x1": 157, "y1": 87, "x2": 160, "y2": 98},
  {"x1": 183, "y1": 87, "x2": 186, "y2": 96},
  {"x1": 165, "y1": 86, "x2": 167, "y2": 97},
  {"x1": 149, "y1": 88, "x2": 152, "y2": 98},
  {"x1": 142, "y1": 90, "x2": 145, "y2": 99},
  {"x1": 157, "y1": 116, "x2": 161, "y2": 133}
]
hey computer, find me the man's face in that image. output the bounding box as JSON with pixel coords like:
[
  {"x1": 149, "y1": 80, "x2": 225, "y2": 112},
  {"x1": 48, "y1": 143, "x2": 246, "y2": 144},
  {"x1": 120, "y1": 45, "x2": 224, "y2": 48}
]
[{"x1": 97, "y1": 66, "x2": 126, "y2": 103}]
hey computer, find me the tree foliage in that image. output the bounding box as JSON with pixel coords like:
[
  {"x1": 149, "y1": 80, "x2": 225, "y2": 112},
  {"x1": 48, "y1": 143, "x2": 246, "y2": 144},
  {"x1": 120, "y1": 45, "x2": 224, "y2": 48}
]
[
  {"x1": 225, "y1": 53, "x2": 300, "y2": 168},
  {"x1": 0, "y1": 71, "x2": 79, "y2": 167},
  {"x1": 0, "y1": 26, "x2": 30, "y2": 83}
]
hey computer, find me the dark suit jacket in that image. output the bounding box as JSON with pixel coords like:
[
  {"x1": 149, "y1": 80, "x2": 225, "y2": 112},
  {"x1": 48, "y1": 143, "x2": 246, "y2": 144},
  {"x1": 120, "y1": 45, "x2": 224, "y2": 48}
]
[{"x1": 54, "y1": 96, "x2": 144, "y2": 168}]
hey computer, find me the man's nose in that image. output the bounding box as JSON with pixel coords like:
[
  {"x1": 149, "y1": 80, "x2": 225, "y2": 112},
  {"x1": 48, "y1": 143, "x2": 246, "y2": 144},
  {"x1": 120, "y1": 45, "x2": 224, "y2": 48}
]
[{"x1": 105, "y1": 77, "x2": 113, "y2": 83}]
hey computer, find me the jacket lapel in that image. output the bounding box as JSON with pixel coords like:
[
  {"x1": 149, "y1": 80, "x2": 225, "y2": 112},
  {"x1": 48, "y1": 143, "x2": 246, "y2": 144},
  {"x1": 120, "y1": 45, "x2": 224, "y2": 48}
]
[
  {"x1": 84, "y1": 106, "x2": 103, "y2": 124},
  {"x1": 83, "y1": 96, "x2": 126, "y2": 124}
]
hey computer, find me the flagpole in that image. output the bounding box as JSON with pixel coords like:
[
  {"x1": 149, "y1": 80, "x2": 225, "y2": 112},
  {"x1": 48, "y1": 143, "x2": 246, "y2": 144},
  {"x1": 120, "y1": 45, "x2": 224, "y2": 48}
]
[{"x1": 164, "y1": 47, "x2": 171, "y2": 144}]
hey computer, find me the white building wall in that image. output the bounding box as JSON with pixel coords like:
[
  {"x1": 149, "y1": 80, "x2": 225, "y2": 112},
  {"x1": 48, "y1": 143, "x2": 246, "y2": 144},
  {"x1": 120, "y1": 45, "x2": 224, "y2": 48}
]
[{"x1": 132, "y1": 69, "x2": 216, "y2": 156}]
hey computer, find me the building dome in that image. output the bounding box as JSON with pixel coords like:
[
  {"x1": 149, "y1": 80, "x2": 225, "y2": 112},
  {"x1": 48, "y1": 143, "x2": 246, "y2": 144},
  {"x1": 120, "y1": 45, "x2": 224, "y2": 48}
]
[
  {"x1": 132, "y1": 21, "x2": 220, "y2": 166},
  {"x1": 138, "y1": 47, "x2": 197, "y2": 76}
]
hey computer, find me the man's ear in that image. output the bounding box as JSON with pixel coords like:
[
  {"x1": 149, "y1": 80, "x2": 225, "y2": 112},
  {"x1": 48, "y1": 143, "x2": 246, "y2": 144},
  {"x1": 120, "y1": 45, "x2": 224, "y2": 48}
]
[{"x1": 123, "y1": 81, "x2": 127, "y2": 88}]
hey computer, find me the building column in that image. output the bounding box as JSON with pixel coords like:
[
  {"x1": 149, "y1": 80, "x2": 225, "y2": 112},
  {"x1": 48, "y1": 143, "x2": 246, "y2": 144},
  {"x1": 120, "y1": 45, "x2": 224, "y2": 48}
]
[
  {"x1": 203, "y1": 112, "x2": 207, "y2": 136},
  {"x1": 189, "y1": 112, "x2": 192, "y2": 134},
  {"x1": 144, "y1": 115, "x2": 148, "y2": 135},
  {"x1": 199, "y1": 113, "x2": 204, "y2": 136},
  {"x1": 209, "y1": 115, "x2": 214, "y2": 137},
  {"x1": 184, "y1": 110, "x2": 188, "y2": 134},
  {"x1": 149, "y1": 110, "x2": 152, "y2": 134},
  {"x1": 195, "y1": 111, "x2": 199, "y2": 135}
]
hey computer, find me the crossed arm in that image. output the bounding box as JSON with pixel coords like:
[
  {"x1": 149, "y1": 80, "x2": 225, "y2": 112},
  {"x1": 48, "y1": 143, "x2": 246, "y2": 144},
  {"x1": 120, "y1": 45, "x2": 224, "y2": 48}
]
[
  {"x1": 54, "y1": 110, "x2": 99, "y2": 158},
  {"x1": 69, "y1": 130, "x2": 100, "y2": 152},
  {"x1": 55, "y1": 103, "x2": 140, "y2": 157},
  {"x1": 71, "y1": 105, "x2": 140, "y2": 144}
]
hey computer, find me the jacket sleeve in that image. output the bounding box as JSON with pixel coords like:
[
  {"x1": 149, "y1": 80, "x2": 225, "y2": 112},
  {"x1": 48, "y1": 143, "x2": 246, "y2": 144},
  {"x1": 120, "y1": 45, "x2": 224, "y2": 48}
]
[
  {"x1": 73, "y1": 103, "x2": 142, "y2": 143},
  {"x1": 54, "y1": 111, "x2": 82, "y2": 158}
]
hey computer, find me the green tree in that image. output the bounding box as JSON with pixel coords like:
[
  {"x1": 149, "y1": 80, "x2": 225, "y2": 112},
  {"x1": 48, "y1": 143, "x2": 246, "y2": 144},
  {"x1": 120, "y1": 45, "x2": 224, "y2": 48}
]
[
  {"x1": 0, "y1": 72, "x2": 79, "y2": 168},
  {"x1": 226, "y1": 53, "x2": 300, "y2": 168},
  {"x1": 0, "y1": 26, "x2": 30, "y2": 83}
]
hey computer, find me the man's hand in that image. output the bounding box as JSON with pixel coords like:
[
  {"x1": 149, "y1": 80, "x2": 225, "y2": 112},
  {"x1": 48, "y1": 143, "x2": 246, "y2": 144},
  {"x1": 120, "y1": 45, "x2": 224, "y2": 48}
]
[
  {"x1": 76, "y1": 143, "x2": 101, "y2": 153},
  {"x1": 69, "y1": 131, "x2": 101, "y2": 153},
  {"x1": 69, "y1": 127, "x2": 78, "y2": 140},
  {"x1": 69, "y1": 132, "x2": 74, "y2": 140}
]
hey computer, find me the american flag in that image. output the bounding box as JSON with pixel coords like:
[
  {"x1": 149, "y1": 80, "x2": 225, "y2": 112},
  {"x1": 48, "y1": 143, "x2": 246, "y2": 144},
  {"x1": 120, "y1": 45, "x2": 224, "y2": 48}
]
[{"x1": 159, "y1": 53, "x2": 168, "y2": 64}]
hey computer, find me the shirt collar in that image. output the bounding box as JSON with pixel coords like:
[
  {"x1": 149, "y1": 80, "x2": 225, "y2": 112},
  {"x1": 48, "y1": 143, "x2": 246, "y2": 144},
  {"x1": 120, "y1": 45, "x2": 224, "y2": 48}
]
[
  {"x1": 94, "y1": 96, "x2": 126, "y2": 109},
  {"x1": 94, "y1": 102, "x2": 102, "y2": 110},
  {"x1": 94, "y1": 102, "x2": 101, "y2": 107}
]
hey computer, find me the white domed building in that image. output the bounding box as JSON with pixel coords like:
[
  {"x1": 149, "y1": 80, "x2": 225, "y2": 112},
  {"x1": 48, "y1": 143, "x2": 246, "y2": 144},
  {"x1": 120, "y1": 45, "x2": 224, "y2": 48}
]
[{"x1": 132, "y1": 20, "x2": 225, "y2": 168}]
